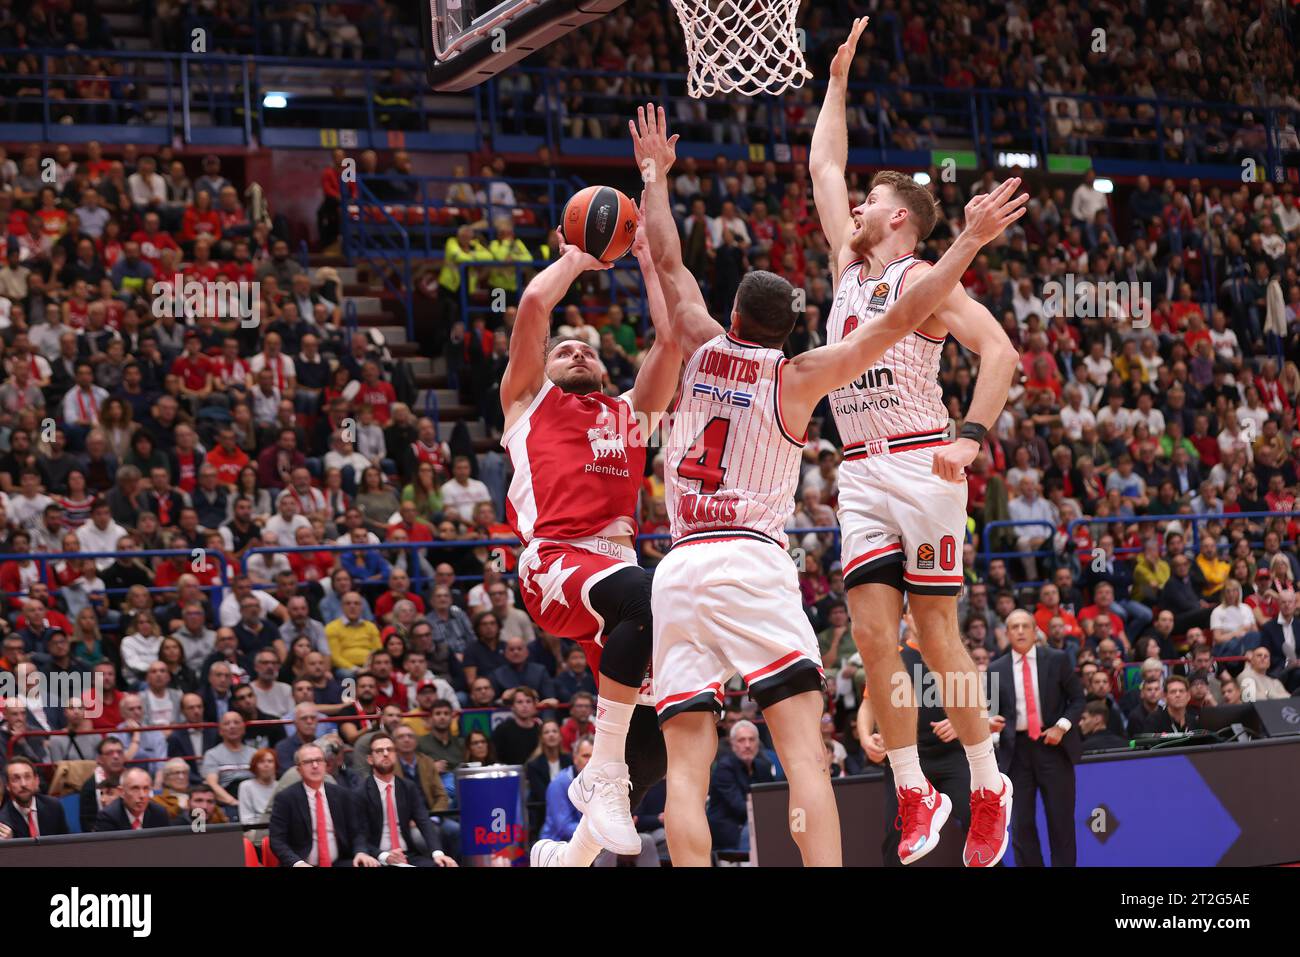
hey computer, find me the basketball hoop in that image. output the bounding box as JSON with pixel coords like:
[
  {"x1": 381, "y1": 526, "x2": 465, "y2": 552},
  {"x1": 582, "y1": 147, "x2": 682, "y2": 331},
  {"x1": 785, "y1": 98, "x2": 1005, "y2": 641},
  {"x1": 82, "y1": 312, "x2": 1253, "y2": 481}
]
[{"x1": 669, "y1": 0, "x2": 811, "y2": 98}]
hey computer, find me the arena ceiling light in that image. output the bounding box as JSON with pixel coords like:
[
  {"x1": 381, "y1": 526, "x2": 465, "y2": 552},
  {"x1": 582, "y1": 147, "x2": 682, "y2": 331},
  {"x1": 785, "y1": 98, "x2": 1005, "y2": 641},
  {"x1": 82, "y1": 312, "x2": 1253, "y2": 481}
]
[
  {"x1": 913, "y1": 171, "x2": 932, "y2": 186},
  {"x1": 263, "y1": 92, "x2": 289, "y2": 109},
  {"x1": 1094, "y1": 177, "x2": 1115, "y2": 193}
]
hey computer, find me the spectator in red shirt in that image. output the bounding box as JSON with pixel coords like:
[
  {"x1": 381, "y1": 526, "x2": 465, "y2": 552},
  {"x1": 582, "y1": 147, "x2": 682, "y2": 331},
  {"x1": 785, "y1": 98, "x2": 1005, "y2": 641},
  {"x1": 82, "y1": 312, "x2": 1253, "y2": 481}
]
[
  {"x1": 180, "y1": 188, "x2": 222, "y2": 248},
  {"x1": 1078, "y1": 581, "x2": 1129, "y2": 649},
  {"x1": 560, "y1": 691, "x2": 596, "y2": 752},
  {"x1": 374, "y1": 566, "x2": 427, "y2": 623},
  {"x1": 171, "y1": 332, "x2": 214, "y2": 405},
  {"x1": 357, "y1": 359, "x2": 396, "y2": 425},
  {"x1": 86, "y1": 661, "x2": 125, "y2": 730},
  {"x1": 1033, "y1": 582, "x2": 1084, "y2": 639},
  {"x1": 130, "y1": 211, "x2": 181, "y2": 275},
  {"x1": 287, "y1": 526, "x2": 337, "y2": 583}
]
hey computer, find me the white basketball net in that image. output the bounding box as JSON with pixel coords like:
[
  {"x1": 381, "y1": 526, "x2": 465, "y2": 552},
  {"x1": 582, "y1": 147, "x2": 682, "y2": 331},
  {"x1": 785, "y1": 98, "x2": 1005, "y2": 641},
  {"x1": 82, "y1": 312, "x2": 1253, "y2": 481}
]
[{"x1": 670, "y1": 0, "x2": 811, "y2": 98}]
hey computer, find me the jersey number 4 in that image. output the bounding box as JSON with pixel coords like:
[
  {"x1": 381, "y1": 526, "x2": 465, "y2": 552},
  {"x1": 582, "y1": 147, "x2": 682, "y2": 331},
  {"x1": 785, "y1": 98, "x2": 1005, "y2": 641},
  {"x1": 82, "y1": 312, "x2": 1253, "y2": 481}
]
[{"x1": 678, "y1": 417, "x2": 731, "y2": 494}]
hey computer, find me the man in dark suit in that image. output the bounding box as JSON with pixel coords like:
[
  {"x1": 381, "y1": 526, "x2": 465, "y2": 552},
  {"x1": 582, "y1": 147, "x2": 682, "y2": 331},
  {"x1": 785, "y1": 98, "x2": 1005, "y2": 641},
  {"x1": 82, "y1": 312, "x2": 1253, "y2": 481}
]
[
  {"x1": 268, "y1": 742, "x2": 379, "y2": 867},
  {"x1": 94, "y1": 767, "x2": 172, "y2": 831},
  {"x1": 1260, "y1": 591, "x2": 1300, "y2": 693},
  {"x1": 706, "y1": 720, "x2": 774, "y2": 851},
  {"x1": 356, "y1": 732, "x2": 456, "y2": 867},
  {"x1": 0, "y1": 757, "x2": 70, "y2": 837},
  {"x1": 79, "y1": 737, "x2": 128, "y2": 832},
  {"x1": 166, "y1": 693, "x2": 220, "y2": 784},
  {"x1": 990, "y1": 609, "x2": 1084, "y2": 867}
]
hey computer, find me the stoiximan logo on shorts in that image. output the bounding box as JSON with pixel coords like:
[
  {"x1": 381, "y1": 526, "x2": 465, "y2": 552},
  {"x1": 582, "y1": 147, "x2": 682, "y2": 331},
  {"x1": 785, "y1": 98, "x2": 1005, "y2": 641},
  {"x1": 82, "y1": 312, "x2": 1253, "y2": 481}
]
[{"x1": 49, "y1": 887, "x2": 152, "y2": 937}]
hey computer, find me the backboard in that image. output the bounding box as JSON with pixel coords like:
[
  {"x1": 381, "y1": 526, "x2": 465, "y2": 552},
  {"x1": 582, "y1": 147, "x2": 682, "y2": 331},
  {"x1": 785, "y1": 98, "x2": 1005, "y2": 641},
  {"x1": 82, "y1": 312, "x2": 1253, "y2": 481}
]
[{"x1": 423, "y1": 0, "x2": 628, "y2": 92}]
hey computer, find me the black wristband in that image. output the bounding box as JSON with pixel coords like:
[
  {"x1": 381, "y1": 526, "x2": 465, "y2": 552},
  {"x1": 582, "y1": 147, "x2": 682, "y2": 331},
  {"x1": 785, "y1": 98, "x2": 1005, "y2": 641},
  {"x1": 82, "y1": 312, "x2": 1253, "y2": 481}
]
[{"x1": 959, "y1": 421, "x2": 988, "y2": 444}]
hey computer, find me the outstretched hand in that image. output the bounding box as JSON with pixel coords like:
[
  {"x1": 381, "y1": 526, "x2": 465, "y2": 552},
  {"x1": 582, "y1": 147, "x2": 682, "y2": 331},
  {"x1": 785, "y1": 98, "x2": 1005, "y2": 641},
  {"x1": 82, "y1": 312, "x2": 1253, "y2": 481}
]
[
  {"x1": 629, "y1": 103, "x2": 679, "y2": 186},
  {"x1": 962, "y1": 177, "x2": 1029, "y2": 244},
  {"x1": 829, "y1": 17, "x2": 869, "y2": 80}
]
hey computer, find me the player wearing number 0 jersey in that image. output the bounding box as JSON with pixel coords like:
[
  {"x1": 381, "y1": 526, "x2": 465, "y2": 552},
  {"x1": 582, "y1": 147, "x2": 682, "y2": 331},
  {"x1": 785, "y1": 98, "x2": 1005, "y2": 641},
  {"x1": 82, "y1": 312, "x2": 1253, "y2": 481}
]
[
  {"x1": 813, "y1": 18, "x2": 1024, "y2": 868},
  {"x1": 633, "y1": 100, "x2": 1027, "y2": 867},
  {"x1": 502, "y1": 216, "x2": 682, "y2": 869}
]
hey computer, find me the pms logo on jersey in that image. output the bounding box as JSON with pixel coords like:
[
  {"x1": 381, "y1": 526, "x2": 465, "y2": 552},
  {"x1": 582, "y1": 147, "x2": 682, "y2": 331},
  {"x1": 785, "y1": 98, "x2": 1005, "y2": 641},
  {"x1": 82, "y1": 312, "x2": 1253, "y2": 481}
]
[
  {"x1": 692, "y1": 382, "x2": 753, "y2": 407},
  {"x1": 916, "y1": 543, "x2": 936, "y2": 570}
]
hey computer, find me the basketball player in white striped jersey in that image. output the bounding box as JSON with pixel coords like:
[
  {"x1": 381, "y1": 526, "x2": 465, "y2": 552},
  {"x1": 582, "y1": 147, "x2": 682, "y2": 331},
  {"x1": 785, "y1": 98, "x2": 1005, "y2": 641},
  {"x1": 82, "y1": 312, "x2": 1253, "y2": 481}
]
[
  {"x1": 633, "y1": 103, "x2": 1026, "y2": 866},
  {"x1": 812, "y1": 18, "x2": 1022, "y2": 867}
]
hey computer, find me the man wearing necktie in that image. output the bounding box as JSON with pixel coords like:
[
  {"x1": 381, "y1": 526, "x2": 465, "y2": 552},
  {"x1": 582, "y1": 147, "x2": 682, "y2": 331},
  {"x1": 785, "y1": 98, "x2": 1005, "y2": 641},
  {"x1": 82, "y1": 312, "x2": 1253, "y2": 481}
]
[
  {"x1": 0, "y1": 757, "x2": 70, "y2": 838},
  {"x1": 268, "y1": 742, "x2": 379, "y2": 867},
  {"x1": 93, "y1": 767, "x2": 171, "y2": 831},
  {"x1": 989, "y1": 610, "x2": 1085, "y2": 866},
  {"x1": 358, "y1": 732, "x2": 456, "y2": 867}
]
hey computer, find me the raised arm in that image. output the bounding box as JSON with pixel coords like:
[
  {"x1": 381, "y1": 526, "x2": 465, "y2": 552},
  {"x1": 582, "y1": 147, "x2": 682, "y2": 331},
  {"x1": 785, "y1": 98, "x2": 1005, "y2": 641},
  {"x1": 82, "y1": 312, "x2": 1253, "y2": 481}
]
[
  {"x1": 630, "y1": 103, "x2": 724, "y2": 358},
  {"x1": 627, "y1": 201, "x2": 683, "y2": 415},
  {"x1": 810, "y1": 17, "x2": 870, "y2": 281},
  {"x1": 926, "y1": 280, "x2": 1021, "y2": 481},
  {"x1": 781, "y1": 178, "x2": 1027, "y2": 430},
  {"x1": 500, "y1": 244, "x2": 608, "y2": 431}
]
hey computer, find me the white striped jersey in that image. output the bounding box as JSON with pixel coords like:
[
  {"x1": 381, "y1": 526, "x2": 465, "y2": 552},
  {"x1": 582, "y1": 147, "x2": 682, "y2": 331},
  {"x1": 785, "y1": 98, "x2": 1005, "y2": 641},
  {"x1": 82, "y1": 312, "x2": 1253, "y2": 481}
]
[
  {"x1": 664, "y1": 332, "x2": 803, "y2": 546},
  {"x1": 825, "y1": 254, "x2": 949, "y2": 448}
]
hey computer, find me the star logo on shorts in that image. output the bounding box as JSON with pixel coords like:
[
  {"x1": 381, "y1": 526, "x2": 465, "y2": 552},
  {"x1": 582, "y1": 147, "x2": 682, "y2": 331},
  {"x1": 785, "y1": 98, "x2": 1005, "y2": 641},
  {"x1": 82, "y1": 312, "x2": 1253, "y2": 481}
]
[{"x1": 526, "y1": 556, "x2": 577, "y2": 613}]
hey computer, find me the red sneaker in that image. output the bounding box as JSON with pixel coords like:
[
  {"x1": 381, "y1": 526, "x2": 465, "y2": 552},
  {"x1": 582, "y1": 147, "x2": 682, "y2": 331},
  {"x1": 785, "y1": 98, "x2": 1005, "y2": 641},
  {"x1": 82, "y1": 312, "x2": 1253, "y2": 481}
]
[
  {"x1": 964, "y1": 773, "x2": 1014, "y2": 867},
  {"x1": 895, "y1": 781, "x2": 952, "y2": 865}
]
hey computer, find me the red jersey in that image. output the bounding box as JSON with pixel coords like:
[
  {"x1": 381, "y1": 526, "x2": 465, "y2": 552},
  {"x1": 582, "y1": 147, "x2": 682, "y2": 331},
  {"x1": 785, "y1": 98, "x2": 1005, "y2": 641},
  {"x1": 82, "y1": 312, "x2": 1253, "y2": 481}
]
[
  {"x1": 131, "y1": 229, "x2": 181, "y2": 274},
  {"x1": 288, "y1": 549, "x2": 336, "y2": 582},
  {"x1": 174, "y1": 449, "x2": 201, "y2": 494},
  {"x1": 375, "y1": 590, "x2": 426, "y2": 620},
  {"x1": 504, "y1": 379, "x2": 645, "y2": 543},
  {"x1": 208, "y1": 445, "x2": 250, "y2": 486},
  {"x1": 357, "y1": 381, "x2": 396, "y2": 423},
  {"x1": 171, "y1": 353, "x2": 212, "y2": 391},
  {"x1": 219, "y1": 260, "x2": 256, "y2": 283}
]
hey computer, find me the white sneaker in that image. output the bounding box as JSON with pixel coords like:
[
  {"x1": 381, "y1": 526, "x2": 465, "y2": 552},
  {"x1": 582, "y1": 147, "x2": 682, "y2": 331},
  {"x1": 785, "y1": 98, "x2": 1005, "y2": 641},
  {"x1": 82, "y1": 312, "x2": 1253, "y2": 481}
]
[
  {"x1": 530, "y1": 839, "x2": 565, "y2": 868},
  {"x1": 568, "y1": 761, "x2": 641, "y2": 855}
]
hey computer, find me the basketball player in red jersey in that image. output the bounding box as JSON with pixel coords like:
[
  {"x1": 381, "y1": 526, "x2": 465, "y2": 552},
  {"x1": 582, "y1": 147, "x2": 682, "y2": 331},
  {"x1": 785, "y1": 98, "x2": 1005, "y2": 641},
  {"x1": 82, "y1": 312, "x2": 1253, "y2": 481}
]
[
  {"x1": 812, "y1": 19, "x2": 1023, "y2": 866},
  {"x1": 502, "y1": 213, "x2": 682, "y2": 867},
  {"x1": 633, "y1": 103, "x2": 1026, "y2": 865}
]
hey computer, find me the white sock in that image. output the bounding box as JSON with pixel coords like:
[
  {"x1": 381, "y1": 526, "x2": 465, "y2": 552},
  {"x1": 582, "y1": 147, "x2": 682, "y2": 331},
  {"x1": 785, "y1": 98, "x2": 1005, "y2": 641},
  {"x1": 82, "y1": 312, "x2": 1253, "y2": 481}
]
[
  {"x1": 964, "y1": 738, "x2": 1001, "y2": 793},
  {"x1": 560, "y1": 817, "x2": 603, "y2": 867},
  {"x1": 590, "y1": 696, "x2": 635, "y2": 768},
  {"x1": 888, "y1": 745, "x2": 926, "y2": 791}
]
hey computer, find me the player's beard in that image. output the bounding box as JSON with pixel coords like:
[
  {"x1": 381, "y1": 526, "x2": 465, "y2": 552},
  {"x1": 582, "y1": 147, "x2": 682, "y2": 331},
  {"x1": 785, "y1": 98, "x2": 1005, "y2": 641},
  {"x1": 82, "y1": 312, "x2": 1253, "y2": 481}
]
[
  {"x1": 848, "y1": 216, "x2": 884, "y2": 256},
  {"x1": 554, "y1": 368, "x2": 601, "y2": 394}
]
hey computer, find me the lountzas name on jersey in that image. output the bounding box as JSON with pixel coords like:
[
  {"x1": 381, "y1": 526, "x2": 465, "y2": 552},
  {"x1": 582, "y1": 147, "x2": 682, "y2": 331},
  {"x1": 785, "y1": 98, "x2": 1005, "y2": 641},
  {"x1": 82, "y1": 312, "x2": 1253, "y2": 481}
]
[{"x1": 49, "y1": 888, "x2": 152, "y2": 937}]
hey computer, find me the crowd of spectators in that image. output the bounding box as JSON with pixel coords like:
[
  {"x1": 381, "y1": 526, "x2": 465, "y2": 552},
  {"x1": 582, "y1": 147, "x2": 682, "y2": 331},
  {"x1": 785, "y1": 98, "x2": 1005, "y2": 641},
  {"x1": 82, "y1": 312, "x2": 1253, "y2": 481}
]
[{"x1": 496, "y1": 0, "x2": 1298, "y2": 163}]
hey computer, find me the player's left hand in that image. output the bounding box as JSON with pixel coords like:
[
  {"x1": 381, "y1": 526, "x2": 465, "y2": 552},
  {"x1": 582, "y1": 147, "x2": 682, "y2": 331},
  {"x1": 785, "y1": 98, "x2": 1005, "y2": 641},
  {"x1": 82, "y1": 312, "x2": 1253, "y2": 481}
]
[
  {"x1": 1041, "y1": 726, "x2": 1065, "y2": 746},
  {"x1": 629, "y1": 103, "x2": 679, "y2": 183},
  {"x1": 931, "y1": 437, "x2": 980, "y2": 483}
]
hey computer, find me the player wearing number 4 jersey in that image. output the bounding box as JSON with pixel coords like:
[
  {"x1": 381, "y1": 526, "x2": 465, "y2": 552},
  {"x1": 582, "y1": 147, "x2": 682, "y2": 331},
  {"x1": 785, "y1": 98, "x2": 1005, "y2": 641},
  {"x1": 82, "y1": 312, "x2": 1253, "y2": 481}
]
[
  {"x1": 632, "y1": 102, "x2": 1027, "y2": 867},
  {"x1": 813, "y1": 19, "x2": 1023, "y2": 867},
  {"x1": 501, "y1": 210, "x2": 682, "y2": 868}
]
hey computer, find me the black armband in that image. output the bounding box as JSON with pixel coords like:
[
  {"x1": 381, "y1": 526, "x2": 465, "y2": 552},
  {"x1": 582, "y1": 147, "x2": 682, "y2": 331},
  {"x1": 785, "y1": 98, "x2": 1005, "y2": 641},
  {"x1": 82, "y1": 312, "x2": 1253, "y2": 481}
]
[{"x1": 959, "y1": 421, "x2": 988, "y2": 444}]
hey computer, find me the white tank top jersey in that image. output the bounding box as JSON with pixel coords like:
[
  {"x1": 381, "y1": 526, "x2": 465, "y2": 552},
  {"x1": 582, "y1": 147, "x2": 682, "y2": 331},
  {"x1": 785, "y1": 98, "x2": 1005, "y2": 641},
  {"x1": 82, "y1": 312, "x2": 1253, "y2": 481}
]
[
  {"x1": 825, "y1": 254, "x2": 950, "y2": 452},
  {"x1": 664, "y1": 332, "x2": 803, "y2": 546}
]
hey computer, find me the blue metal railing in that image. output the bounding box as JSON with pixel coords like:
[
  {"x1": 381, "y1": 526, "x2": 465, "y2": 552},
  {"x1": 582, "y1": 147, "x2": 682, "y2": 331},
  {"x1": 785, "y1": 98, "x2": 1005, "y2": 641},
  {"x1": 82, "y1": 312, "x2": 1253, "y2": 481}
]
[
  {"x1": 979, "y1": 510, "x2": 1300, "y2": 578},
  {"x1": 341, "y1": 177, "x2": 414, "y2": 339}
]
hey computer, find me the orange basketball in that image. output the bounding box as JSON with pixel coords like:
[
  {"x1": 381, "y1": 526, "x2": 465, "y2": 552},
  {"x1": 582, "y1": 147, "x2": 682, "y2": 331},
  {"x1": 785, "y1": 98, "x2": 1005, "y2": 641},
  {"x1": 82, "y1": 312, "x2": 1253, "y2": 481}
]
[{"x1": 560, "y1": 185, "x2": 638, "y2": 262}]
